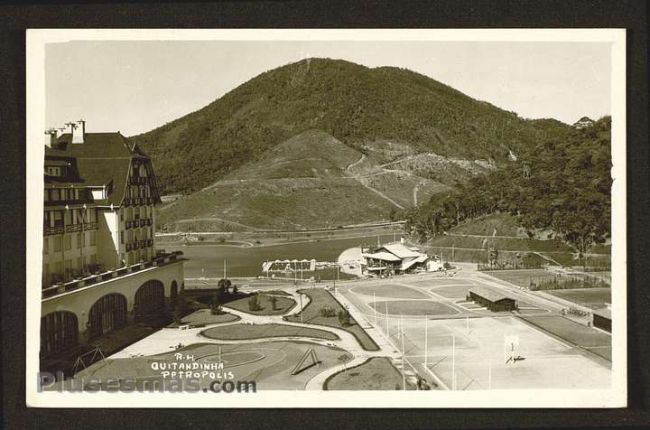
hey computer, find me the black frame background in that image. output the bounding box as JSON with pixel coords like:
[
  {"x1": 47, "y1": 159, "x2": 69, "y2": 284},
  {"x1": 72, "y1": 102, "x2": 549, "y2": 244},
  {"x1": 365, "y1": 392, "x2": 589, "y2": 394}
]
[{"x1": 1, "y1": 1, "x2": 648, "y2": 429}]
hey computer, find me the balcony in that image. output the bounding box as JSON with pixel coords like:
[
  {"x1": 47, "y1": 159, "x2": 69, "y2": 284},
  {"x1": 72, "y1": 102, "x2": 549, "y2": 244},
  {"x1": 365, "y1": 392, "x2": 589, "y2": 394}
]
[
  {"x1": 125, "y1": 218, "x2": 152, "y2": 229},
  {"x1": 44, "y1": 221, "x2": 98, "y2": 236},
  {"x1": 44, "y1": 226, "x2": 65, "y2": 236},
  {"x1": 41, "y1": 251, "x2": 184, "y2": 299}
]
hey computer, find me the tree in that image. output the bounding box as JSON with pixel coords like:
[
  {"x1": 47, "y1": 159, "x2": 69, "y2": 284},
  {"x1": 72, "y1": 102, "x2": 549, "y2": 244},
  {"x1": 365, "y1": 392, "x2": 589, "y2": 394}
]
[
  {"x1": 211, "y1": 291, "x2": 223, "y2": 315},
  {"x1": 248, "y1": 294, "x2": 261, "y2": 312},
  {"x1": 337, "y1": 309, "x2": 351, "y2": 327},
  {"x1": 218, "y1": 278, "x2": 232, "y2": 295}
]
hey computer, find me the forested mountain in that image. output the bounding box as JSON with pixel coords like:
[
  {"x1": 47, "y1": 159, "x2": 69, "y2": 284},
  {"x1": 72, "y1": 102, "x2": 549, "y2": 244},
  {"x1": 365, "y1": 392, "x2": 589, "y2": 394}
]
[
  {"x1": 129, "y1": 58, "x2": 609, "y2": 236},
  {"x1": 131, "y1": 58, "x2": 561, "y2": 195},
  {"x1": 403, "y1": 117, "x2": 612, "y2": 254}
]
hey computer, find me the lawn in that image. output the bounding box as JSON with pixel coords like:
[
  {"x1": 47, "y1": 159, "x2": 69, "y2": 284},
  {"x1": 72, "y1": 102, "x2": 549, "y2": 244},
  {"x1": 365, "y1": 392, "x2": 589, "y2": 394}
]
[
  {"x1": 350, "y1": 284, "x2": 429, "y2": 299},
  {"x1": 546, "y1": 288, "x2": 611, "y2": 309},
  {"x1": 286, "y1": 288, "x2": 379, "y2": 351},
  {"x1": 518, "y1": 315, "x2": 611, "y2": 361},
  {"x1": 324, "y1": 357, "x2": 413, "y2": 390},
  {"x1": 224, "y1": 293, "x2": 296, "y2": 316},
  {"x1": 370, "y1": 300, "x2": 459, "y2": 317},
  {"x1": 168, "y1": 309, "x2": 240, "y2": 327},
  {"x1": 201, "y1": 323, "x2": 338, "y2": 341},
  {"x1": 484, "y1": 269, "x2": 556, "y2": 288}
]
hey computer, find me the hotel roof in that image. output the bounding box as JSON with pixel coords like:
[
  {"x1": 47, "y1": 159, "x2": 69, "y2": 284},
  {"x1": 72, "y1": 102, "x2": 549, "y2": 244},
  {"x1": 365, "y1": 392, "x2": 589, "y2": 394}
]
[{"x1": 45, "y1": 133, "x2": 155, "y2": 206}]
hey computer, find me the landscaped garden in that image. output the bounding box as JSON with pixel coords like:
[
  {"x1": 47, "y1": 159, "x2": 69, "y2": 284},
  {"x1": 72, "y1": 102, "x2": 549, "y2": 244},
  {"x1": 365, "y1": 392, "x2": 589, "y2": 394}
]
[
  {"x1": 168, "y1": 309, "x2": 240, "y2": 327},
  {"x1": 201, "y1": 323, "x2": 338, "y2": 341},
  {"x1": 285, "y1": 288, "x2": 379, "y2": 351},
  {"x1": 324, "y1": 357, "x2": 414, "y2": 390},
  {"x1": 224, "y1": 292, "x2": 296, "y2": 316}
]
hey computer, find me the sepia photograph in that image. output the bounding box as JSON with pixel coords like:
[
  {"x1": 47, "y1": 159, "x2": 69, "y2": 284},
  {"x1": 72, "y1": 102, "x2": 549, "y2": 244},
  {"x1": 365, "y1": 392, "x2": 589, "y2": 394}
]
[{"x1": 25, "y1": 28, "x2": 626, "y2": 408}]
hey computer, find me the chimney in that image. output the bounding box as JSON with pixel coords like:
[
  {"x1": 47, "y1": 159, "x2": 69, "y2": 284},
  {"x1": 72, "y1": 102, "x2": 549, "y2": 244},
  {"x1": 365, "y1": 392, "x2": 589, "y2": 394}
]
[
  {"x1": 72, "y1": 119, "x2": 85, "y2": 144},
  {"x1": 44, "y1": 128, "x2": 58, "y2": 147}
]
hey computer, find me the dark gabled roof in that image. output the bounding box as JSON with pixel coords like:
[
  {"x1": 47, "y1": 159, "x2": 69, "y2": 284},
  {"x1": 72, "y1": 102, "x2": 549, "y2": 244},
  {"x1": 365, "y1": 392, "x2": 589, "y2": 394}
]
[
  {"x1": 45, "y1": 132, "x2": 148, "y2": 205},
  {"x1": 593, "y1": 308, "x2": 611, "y2": 320},
  {"x1": 469, "y1": 286, "x2": 513, "y2": 303}
]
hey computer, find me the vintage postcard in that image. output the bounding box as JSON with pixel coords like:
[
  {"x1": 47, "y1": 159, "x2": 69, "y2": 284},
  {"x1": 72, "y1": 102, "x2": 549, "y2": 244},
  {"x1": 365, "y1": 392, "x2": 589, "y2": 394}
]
[{"x1": 26, "y1": 28, "x2": 626, "y2": 408}]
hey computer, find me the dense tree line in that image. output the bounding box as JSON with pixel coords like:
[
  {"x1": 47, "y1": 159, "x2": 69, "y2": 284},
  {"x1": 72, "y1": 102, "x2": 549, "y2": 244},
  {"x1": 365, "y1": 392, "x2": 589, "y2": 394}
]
[{"x1": 403, "y1": 117, "x2": 612, "y2": 257}]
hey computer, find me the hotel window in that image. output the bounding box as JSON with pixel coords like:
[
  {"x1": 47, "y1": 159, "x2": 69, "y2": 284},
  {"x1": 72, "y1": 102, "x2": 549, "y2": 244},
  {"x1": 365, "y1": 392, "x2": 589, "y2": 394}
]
[
  {"x1": 64, "y1": 210, "x2": 72, "y2": 226},
  {"x1": 64, "y1": 235, "x2": 72, "y2": 251},
  {"x1": 53, "y1": 211, "x2": 63, "y2": 227},
  {"x1": 44, "y1": 212, "x2": 50, "y2": 227},
  {"x1": 89, "y1": 231, "x2": 96, "y2": 246},
  {"x1": 51, "y1": 189, "x2": 59, "y2": 201},
  {"x1": 53, "y1": 236, "x2": 62, "y2": 252},
  {"x1": 76, "y1": 233, "x2": 82, "y2": 248},
  {"x1": 43, "y1": 237, "x2": 48, "y2": 254},
  {"x1": 120, "y1": 231, "x2": 124, "y2": 244},
  {"x1": 120, "y1": 209, "x2": 124, "y2": 221}
]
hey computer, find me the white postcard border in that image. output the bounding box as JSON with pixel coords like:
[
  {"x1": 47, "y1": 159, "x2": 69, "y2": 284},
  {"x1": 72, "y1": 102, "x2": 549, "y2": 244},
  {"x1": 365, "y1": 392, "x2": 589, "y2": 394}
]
[{"x1": 26, "y1": 28, "x2": 627, "y2": 408}]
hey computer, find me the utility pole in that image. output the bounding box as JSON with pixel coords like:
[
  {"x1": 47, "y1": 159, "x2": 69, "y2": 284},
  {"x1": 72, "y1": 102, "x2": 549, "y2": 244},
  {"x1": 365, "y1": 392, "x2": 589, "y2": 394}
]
[
  {"x1": 452, "y1": 335, "x2": 456, "y2": 390},
  {"x1": 385, "y1": 301, "x2": 390, "y2": 337},
  {"x1": 223, "y1": 259, "x2": 227, "y2": 280},
  {"x1": 401, "y1": 323, "x2": 406, "y2": 391},
  {"x1": 488, "y1": 359, "x2": 492, "y2": 390},
  {"x1": 374, "y1": 292, "x2": 377, "y2": 325},
  {"x1": 424, "y1": 314, "x2": 428, "y2": 368}
]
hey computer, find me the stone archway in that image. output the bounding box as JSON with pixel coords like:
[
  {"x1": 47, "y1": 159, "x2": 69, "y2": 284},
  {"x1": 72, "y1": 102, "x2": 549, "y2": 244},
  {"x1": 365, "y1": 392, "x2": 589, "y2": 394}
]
[
  {"x1": 88, "y1": 293, "x2": 127, "y2": 339},
  {"x1": 134, "y1": 279, "x2": 165, "y2": 322},
  {"x1": 41, "y1": 311, "x2": 78, "y2": 358}
]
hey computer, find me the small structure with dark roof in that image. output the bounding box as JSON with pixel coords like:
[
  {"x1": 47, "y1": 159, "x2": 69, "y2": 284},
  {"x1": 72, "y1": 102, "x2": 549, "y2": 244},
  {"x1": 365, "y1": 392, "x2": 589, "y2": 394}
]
[
  {"x1": 592, "y1": 308, "x2": 611, "y2": 332},
  {"x1": 467, "y1": 286, "x2": 517, "y2": 312}
]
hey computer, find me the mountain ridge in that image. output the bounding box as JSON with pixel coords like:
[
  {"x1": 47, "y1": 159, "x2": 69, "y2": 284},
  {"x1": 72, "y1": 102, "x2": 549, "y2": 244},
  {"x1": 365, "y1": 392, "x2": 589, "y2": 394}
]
[{"x1": 131, "y1": 58, "x2": 571, "y2": 195}]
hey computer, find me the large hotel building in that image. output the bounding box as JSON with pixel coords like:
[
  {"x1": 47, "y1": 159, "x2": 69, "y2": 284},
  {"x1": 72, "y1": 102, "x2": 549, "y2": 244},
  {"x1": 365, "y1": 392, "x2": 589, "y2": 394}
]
[{"x1": 41, "y1": 120, "x2": 184, "y2": 363}]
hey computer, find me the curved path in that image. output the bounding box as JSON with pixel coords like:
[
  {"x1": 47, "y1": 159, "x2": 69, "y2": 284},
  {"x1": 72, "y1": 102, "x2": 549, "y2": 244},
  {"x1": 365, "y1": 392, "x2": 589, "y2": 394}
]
[{"x1": 112, "y1": 286, "x2": 397, "y2": 390}]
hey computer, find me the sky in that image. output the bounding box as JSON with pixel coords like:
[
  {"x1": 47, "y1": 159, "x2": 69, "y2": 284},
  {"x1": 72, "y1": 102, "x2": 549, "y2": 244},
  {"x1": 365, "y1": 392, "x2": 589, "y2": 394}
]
[{"x1": 45, "y1": 40, "x2": 612, "y2": 137}]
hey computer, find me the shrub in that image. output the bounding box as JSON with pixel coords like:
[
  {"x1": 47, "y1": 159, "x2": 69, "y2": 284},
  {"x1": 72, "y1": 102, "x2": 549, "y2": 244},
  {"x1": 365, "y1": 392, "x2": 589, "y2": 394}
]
[
  {"x1": 319, "y1": 305, "x2": 336, "y2": 317},
  {"x1": 337, "y1": 309, "x2": 352, "y2": 326},
  {"x1": 248, "y1": 294, "x2": 262, "y2": 311}
]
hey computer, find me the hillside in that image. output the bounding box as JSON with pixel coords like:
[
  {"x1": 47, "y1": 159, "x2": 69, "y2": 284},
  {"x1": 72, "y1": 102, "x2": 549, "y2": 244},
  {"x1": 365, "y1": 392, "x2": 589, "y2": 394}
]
[
  {"x1": 130, "y1": 57, "x2": 586, "y2": 230},
  {"x1": 404, "y1": 116, "x2": 612, "y2": 263},
  {"x1": 132, "y1": 58, "x2": 567, "y2": 196},
  {"x1": 155, "y1": 130, "x2": 480, "y2": 230}
]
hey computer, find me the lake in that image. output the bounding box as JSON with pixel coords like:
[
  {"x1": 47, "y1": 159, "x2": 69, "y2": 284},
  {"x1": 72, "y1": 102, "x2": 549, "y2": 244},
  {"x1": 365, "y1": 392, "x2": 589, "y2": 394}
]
[{"x1": 162, "y1": 234, "x2": 397, "y2": 279}]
